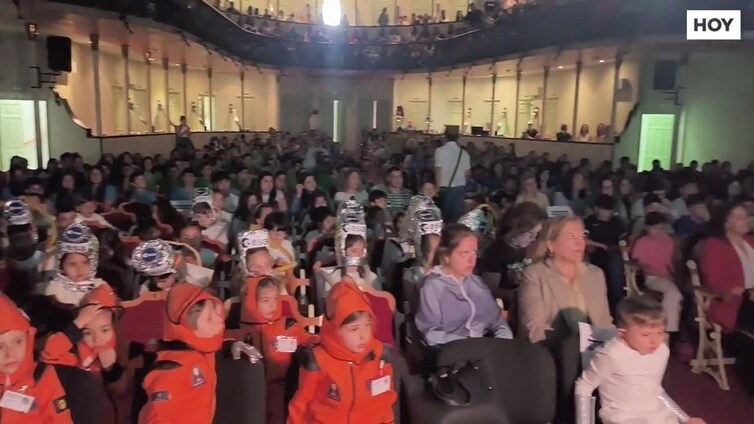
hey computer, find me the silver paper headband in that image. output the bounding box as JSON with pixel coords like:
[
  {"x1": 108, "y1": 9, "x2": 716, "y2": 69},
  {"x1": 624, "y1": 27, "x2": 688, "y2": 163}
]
[
  {"x1": 334, "y1": 200, "x2": 367, "y2": 267},
  {"x1": 132, "y1": 239, "x2": 176, "y2": 277},
  {"x1": 4, "y1": 199, "x2": 32, "y2": 227}
]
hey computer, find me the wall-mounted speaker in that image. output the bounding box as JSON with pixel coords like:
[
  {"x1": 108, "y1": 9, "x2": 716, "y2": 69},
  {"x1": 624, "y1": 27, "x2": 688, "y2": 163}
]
[
  {"x1": 46, "y1": 36, "x2": 72, "y2": 73},
  {"x1": 653, "y1": 60, "x2": 677, "y2": 91}
]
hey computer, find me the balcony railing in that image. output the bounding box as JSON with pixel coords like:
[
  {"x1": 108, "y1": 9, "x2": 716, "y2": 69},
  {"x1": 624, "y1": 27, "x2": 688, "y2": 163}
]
[{"x1": 52, "y1": 0, "x2": 752, "y2": 71}]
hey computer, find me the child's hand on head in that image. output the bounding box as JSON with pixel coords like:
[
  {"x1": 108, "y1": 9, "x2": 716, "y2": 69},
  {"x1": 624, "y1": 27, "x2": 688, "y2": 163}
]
[
  {"x1": 97, "y1": 346, "x2": 117, "y2": 369},
  {"x1": 74, "y1": 303, "x2": 102, "y2": 329}
]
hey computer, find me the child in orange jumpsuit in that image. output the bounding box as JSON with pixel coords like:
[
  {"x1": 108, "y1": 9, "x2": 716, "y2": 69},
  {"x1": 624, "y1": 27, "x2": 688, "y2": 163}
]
[
  {"x1": 138, "y1": 283, "x2": 261, "y2": 424},
  {"x1": 287, "y1": 280, "x2": 397, "y2": 424},
  {"x1": 41, "y1": 284, "x2": 131, "y2": 424},
  {"x1": 0, "y1": 295, "x2": 72, "y2": 423},
  {"x1": 240, "y1": 276, "x2": 319, "y2": 424}
]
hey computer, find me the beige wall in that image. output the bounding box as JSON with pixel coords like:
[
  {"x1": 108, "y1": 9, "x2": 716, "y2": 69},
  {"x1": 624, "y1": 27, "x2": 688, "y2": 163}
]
[
  {"x1": 459, "y1": 135, "x2": 613, "y2": 165},
  {"x1": 393, "y1": 58, "x2": 639, "y2": 142}
]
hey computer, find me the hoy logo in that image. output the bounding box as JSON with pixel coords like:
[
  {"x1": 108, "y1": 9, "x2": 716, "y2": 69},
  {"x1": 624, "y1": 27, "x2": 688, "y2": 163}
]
[{"x1": 687, "y1": 10, "x2": 741, "y2": 40}]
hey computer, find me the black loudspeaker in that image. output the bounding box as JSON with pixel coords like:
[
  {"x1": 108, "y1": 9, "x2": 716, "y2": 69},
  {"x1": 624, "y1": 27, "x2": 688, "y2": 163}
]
[
  {"x1": 653, "y1": 60, "x2": 677, "y2": 91},
  {"x1": 46, "y1": 36, "x2": 72, "y2": 72}
]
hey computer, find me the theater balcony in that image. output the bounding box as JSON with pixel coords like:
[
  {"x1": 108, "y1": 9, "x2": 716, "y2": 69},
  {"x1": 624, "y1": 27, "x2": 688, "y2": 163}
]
[{"x1": 48, "y1": 0, "x2": 753, "y2": 71}]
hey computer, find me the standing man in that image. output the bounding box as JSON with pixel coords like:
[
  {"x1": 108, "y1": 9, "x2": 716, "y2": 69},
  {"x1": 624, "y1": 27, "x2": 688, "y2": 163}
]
[
  {"x1": 435, "y1": 130, "x2": 470, "y2": 222},
  {"x1": 309, "y1": 109, "x2": 320, "y2": 131}
]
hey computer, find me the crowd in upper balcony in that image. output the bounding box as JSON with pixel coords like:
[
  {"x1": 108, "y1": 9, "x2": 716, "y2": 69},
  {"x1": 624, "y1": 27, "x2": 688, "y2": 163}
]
[{"x1": 211, "y1": 0, "x2": 541, "y2": 44}]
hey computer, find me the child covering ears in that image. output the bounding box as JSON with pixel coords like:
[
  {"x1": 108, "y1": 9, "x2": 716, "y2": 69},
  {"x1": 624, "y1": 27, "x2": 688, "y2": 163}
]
[
  {"x1": 0, "y1": 295, "x2": 72, "y2": 423},
  {"x1": 138, "y1": 283, "x2": 262, "y2": 424},
  {"x1": 240, "y1": 276, "x2": 320, "y2": 424},
  {"x1": 287, "y1": 280, "x2": 397, "y2": 424},
  {"x1": 41, "y1": 284, "x2": 131, "y2": 424}
]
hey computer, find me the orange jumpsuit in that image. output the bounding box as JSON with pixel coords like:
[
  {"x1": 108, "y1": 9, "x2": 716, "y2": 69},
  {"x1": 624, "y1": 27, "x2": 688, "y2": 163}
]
[
  {"x1": 0, "y1": 295, "x2": 72, "y2": 424},
  {"x1": 41, "y1": 284, "x2": 132, "y2": 424},
  {"x1": 240, "y1": 276, "x2": 320, "y2": 424},
  {"x1": 138, "y1": 284, "x2": 225, "y2": 424},
  {"x1": 287, "y1": 281, "x2": 397, "y2": 424}
]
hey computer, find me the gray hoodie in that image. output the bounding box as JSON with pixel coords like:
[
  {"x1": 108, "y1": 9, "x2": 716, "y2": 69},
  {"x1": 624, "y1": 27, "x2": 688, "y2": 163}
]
[{"x1": 415, "y1": 267, "x2": 512, "y2": 346}]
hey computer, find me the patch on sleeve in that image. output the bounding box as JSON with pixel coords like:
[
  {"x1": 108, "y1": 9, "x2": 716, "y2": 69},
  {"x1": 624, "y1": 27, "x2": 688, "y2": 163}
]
[
  {"x1": 326, "y1": 382, "x2": 340, "y2": 402},
  {"x1": 53, "y1": 397, "x2": 68, "y2": 413},
  {"x1": 152, "y1": 391, "x2": 170, "y2": 402}
]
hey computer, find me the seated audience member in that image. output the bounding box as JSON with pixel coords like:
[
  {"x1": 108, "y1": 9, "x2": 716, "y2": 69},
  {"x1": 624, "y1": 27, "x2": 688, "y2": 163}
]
[
  {"x1": 212, "y1": 170, "x2": 240, "y2": 213},
  {"x1": 631, "y1": 212, "x2": 683, "y2": 343},
  {"x1": 239, "y1": 276, "x2": 319, "y2": 424},
  {"x1": 179, "y1": 224, "x2": 216, "y2": 269},
  {"x1": 264, "y1": 212, "x2": 297, "y2": 276},
  {"x1": 250, "y1": 202, "x2": 274, "y2": 231},
  {"x1": 375, "y1": 167, "x2": 413, "y2": 216},
  {"x1": 230, "y1": 229, "x2": 274, "y2": 296},
  {"x1": 365, "y1": 189, "x2": 389, "y2": 241},
  {"x1": 515, "y1": 172, "x2": 550, "y2": 211},
  {"x1": 128, "y1": 172, "x2": 157, "y2": 205},
  {"x1": 585, "y1": 195, "x2": 627, "y2": 311},
  {"x1": 85, "y1": 166, "x2": 117, "y2": 212},
  {"x1": 334, "y1": 169, "x2": 369, "y2": 206},
  {"x1": 170, "y1": 170, "x2": 197, "y2": 202},
  {"x1": 304, "y1": 206, "x2": 336, "y2": 265},
  {"x1": 415, "y1": 223, "x2": 512, "y2": 346},
  {"x1": 132, "y1": 239, "x2": 182, "y2": 295},
  {"x1": 318, "y1": 201, "x2": 378, "y2": 299},
  {"x1": 41, "y1": 284, "x2": 130, "y2": 423},
  {"x1": 553, "y1": 171, "x2": 590, "y2": 217},
  {"x1": 674, "y1": 194, "x2": 710, "y2": 239},
  {"x1": 671, "y1": 181, "x2": 699, "y2": 220},
  {"x1": 519, "y1": 216, "x2": 614, "y2": 344},
  {"x1": 479, "y1": 201, "x2": 546, "y2": 301},
  {"x1": 0, "y1": 295, "x2": 73, "y2": 423},
  {"x1": 44, "y1": 223, "x2": 107, "y2": 306},
  {"x1": 630, "y1": 193, "x2": 674, "y2": 238},
  {"x1": 74, "y1": 193, "x2": 114, "y2": 229},
  {"x1": 192, "y1": 189, "x2": 229, "y2": 249},
  {"x1": 289, "y1": 172, "x2": 320, "y2": 219},
  {"x1": 575, "y1": 296, "x2": 704, "y2": 424},
  {"x1": 287, "y1": 281, "x2": 397, "y2": 423},
  {"x1": 138, "y1": 283, "x2": 262, "y2": 422},
  {"x1": 256, "y1": 171, "x2": 287, "y2": 213},
  {"x1": 700, "y1": 202, "x2": 754, "y2": 333},
  {"x1": 399, "y1": 196, "x2": 443, "y2": 310}
]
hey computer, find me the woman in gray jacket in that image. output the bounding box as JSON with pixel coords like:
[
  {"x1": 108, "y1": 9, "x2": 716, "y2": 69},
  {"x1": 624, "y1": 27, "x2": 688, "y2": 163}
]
[{"x1": 415, "y1": 223, "x2": 513, "y2": 346}]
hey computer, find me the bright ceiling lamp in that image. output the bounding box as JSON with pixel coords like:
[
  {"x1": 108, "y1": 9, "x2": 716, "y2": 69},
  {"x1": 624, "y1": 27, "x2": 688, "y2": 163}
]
[{"x1": 322, "y1": 0, "x2": 342, "y2": 26}]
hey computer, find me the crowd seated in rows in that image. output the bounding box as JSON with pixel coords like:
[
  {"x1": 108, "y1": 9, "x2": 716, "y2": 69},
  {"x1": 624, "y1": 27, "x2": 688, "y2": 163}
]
[{"x1": 0, "y1": 127, "x2": 751, "y2": 423}]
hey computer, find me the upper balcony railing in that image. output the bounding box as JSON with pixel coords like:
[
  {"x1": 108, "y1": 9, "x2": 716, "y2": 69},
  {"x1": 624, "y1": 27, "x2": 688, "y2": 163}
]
[{"x1": 53, "y1": 0, "x2": 753, "y2": 71}]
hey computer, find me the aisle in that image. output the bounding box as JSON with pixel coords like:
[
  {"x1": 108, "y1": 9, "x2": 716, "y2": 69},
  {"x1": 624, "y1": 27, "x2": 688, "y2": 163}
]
[{"x1": 665, "y1": 359, "x2": 753, "y2": 423}]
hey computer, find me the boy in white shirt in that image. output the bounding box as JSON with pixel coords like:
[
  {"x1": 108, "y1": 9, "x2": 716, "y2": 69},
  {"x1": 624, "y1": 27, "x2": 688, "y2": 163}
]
[
  {"x1": 575, "y1": 296, "x2": 705, "y2": 424},
  {"x1": 74, "y1": 194, "x2": 114, "y2": 229}
]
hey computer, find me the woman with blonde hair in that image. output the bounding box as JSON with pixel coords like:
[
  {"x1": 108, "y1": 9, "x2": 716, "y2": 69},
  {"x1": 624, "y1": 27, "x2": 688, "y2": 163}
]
[{"x1": 518, "y1": 216, "x2": 613, "y2": 344}]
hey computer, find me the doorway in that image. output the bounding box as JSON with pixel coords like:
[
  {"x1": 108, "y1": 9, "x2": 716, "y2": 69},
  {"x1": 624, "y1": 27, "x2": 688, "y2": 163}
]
[
  {"x1": 638, "y1": 114, "x2": 675, "y2": 172},
  {"x1": 0, "y1": 99, "x2": 47, "y2": 170}
]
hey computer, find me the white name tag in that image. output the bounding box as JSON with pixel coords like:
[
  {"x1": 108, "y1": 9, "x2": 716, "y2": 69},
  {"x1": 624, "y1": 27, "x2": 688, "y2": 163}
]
[
  {"x1": 276, "y1": 336, "x2": 298, "y2": 353},
  {"x1": 370, "y1": 375, "x2": 391, "y2": 396},
  {"x1": 0, "y1": 390, "x2": 35, "y2": 413}
]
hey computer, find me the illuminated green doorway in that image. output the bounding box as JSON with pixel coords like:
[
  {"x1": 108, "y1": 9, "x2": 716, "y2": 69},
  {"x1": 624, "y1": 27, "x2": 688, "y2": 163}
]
[{"x1": 638, "y1": 114, "x2": 675, "y2": 172}]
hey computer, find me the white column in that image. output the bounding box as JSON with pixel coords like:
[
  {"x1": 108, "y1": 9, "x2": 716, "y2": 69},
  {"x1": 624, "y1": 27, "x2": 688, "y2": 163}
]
[
  {"x1": 572, "y1": 59, "x2": 583, "y2": 137},
  {"x1": 541, "y1": 66, "x2": 549, "y2": 136},
  {"x1": 208, "y1": 67, "x2": 214, "y2": 131},
  {"x1": 122, "y1": 45, "x2": 131, "y2": 134},
  {"x1": 426, "y1": 76, "x2": 433, "y2": 132},
  {"x1": 31, "y1": 34, "x2": 43, "y2": 167},
  {"x1": 490, "y1": 73, "x2": 497, "y2": 135},
  {"x1": 163, "y1": 58, "x2": 170, "y2": 131},
  {"x1": 146, "y1": 55, "x2": 153, "y2": 132},
  {"x1": 240, "y1": 70, "x2": 246, "y2": 130},
  {"x1": 92, "y1": 35, "x2": 103, "y2": 136},
  {"x1": 460, "y1": 74, "x2": 467, "y2": 131},
  {"x1": 513, "y1": 67, "x2": 522, "y2": 138}
]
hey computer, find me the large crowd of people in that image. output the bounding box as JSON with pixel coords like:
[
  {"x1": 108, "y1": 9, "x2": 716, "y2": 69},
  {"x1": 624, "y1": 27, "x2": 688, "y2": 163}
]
[
  {"x1": 214, "y1": 0, "x2": 539, "y2": 44},
  {"x1": 0, "y1": 126, "x2": 752, "y2": 423}
]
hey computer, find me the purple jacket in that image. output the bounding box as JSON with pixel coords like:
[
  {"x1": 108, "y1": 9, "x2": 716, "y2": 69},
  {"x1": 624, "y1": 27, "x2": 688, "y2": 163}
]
[{"x1": 415, "y1": 267, "x2": 512, "y2": 346}]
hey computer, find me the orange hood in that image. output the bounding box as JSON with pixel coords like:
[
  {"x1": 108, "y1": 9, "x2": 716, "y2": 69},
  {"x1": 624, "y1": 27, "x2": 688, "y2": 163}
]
[
  {"x1": 240, "y1": 276, "x2": 282, "y2": 324},
  {"x1": 164, "y1": 283, "x2": 225, "y2": 354},
  {"x1": 320, "y1": 280, "x2": 380, "y2": 363},
  {"x1": 0, "y1": 295, "x2": 36, "y2": 385}
]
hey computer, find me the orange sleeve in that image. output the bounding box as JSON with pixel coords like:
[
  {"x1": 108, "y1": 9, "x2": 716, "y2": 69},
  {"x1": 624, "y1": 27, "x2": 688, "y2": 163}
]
[
  {"x1": 138, "y1": 369, "x2": 185, "y2": 424},
  {"x1": 40, "y1": 327, "x2": 80, "y2": 367},
  {"x1": 291, "y1": 324, "x2": 320, "y2": 347},
  {"x1": 39, "y1": 366, "x2": 74, "y2": 424},
  {"x1": 286, "y1": 353, "x2": 322, "y2": 424}
]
